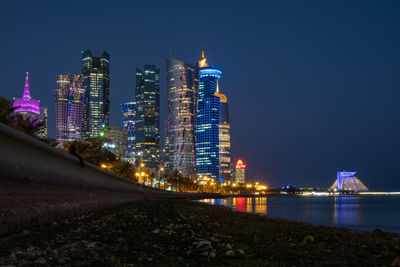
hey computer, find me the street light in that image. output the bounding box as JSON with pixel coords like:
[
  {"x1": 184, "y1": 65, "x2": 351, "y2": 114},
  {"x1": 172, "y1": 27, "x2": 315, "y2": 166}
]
[{"x1": 158, "y1": 167, "x2": 165, "y2": 189}]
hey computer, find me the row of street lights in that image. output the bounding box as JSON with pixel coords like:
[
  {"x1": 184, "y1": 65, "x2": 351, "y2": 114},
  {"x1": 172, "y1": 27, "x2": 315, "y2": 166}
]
[{"x1": 100, "y1": 162, "x2": 268, "y2": 192}]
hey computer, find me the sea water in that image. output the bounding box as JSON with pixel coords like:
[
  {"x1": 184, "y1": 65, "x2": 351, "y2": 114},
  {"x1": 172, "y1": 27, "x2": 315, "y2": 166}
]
[{"x1": 196, "y1": 196, "x2": 400, "y2": 233}]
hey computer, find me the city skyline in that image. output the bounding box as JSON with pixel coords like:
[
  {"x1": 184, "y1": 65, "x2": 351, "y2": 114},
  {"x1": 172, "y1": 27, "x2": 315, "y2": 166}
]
[{"x1": 2, "y1": 1, "x2": 400, "y2": 190}]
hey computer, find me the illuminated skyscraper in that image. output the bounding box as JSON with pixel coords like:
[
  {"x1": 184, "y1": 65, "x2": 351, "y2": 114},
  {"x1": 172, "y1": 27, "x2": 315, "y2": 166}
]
[
  {"x1": 13, "y1": 72, "x2": 40, "y2": 122},
  {"x1": 235, "y1": 159, "x2": 246, "y2": 184},
  {"x1": 104, "y1": 126, "x2": 127, "y2": 158},
  {"x1": 38, "y1": 106, "x2": 48, "y2": 138},
  {"x1": 54, "y1": 74, "x2": 85, "y2": 144},
  {"x1": 82, "y1": 50, "x2": 110, "y2": 139},
  {"x1": 166, "y1": 58, "x2": 199, "y2": 178},
  {"x1": 135, "y1": 65, "x2": 160, "y2": 171},
  {"x1": 216, "y1": 92, "x2": 231, "y2": 181},
  {"x1": 195, "y1": 52, "x2": 222, "y2": 179},
  {"x1": 121, "y1": 102, "x2": 136, "y2": 164}
]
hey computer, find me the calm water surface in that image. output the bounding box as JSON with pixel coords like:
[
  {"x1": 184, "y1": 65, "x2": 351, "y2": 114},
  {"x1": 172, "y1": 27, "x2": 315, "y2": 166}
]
[{"x1": 196, "y1": 196, "x2": 400, "y2": 233}]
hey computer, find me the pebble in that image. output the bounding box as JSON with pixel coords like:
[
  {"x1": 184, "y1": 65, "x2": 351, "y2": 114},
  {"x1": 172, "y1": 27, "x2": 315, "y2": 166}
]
[
  {"x1": 195, "y1": 240, "x2": 212, "y2": 251},
  {"x1": 392, "y1": 256, "x2": 400, "y2": 266},
  {"x1": 35, "y1": 257, "x2": 47, "y2": 264},
  {"x1": 87, "y1": 242, "x2": 96, "y2": 249},
  {"x1": 225, "y1": 250, "x2": 235, "y2": 257},
  {"x1": 201, "y1": 251, "x2": 209, "y2": 257},
  {"x1": 303, "y1": 235, "x2": 315, "y2": 244},
  {"x1": 166, "y1": 224, "x2": 175, "y2": 230}
]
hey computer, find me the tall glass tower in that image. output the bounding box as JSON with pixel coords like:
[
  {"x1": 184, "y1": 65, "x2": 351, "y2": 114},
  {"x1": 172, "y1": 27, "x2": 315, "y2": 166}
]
[
  {"x1": 166, "y1": 58, "x2": 199, "y2": 178},
  {"x1": 82, "y1": 50, "x2": 110, "y2": 139},
  {"x1": 121, "y1": 102, "x2": 136, "y2": 165},
  {"x1": 54, "y1": 74, "x2": 85, "y2": 144},
  {"x1": 38, "y1": 106, "x2": 48, "y2": 138},
  {"x1": 195, "y1": 52, "x2": 222, "y2": 179},
  {"x1": 216, "y1": 92, "x2": 231, "y2": 181},
  {"x1": 135, "y1": 65, "x2": 160, "y2": 171}
]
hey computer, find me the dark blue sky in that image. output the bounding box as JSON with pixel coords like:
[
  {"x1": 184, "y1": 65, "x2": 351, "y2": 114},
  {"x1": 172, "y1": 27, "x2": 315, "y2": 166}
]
[{"x1": 1, "y1": 0, "x2": 400, "y2": 190}]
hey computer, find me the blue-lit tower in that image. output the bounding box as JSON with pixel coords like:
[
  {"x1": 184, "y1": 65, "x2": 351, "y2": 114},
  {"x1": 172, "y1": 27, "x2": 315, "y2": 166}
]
[
  {"x1": 195, "y1": 52, "x2": 222, "y2": 179},
  {"x1": 121, "y1": 102, "x2": 136, "y2": 165}
]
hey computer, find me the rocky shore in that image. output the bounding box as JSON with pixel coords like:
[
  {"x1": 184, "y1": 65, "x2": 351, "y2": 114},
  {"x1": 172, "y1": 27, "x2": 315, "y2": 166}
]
[{"x1": 1, "y1": 199, "x2": 400, "y2": 266}]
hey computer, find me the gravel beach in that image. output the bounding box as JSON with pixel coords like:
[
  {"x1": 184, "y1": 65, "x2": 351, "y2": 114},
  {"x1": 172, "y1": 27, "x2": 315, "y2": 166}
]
[{"x1": 1, "y1": 199, "x2": 400, "y2": 266}]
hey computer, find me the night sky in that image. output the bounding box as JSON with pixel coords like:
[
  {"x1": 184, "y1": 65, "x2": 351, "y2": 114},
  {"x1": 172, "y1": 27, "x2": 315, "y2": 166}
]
[{"x1": 1, "y1": 0, "x2": 400, "y2": 190}]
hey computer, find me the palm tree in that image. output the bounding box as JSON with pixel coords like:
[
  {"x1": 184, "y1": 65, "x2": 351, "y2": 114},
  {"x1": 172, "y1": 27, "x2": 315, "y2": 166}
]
[
  {"x1": 110, "y1": 160, "x2": 136, "y2": 181},
  {"x1": 1, "y1": 96, "x2": 44, "y2": 137},
  {"x1": 0, "y1": 96, "x2": 16, "y2": 126},
  {"x1": 62, "y1": 139, "x2": 116, "y2": 166}
]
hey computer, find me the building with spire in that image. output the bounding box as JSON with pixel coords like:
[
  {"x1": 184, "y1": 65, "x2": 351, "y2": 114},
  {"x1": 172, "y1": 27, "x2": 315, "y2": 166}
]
[
  {"x1": 13, "y1": 72, "x2": 40, "y2": 122},
  {"x1": 82, "y1": 50, "x2": 110, "y2": 139},
  {"x1": 54, "y1": 74, "x2": 85, "y2": 144},
  {"x1": 135, "y1": 65, "x2": 160, "y2": 172},
  {"x1": 166, "y1": 58, "x2": 199, "y2": 178},
  {"x1": 195, "y1": 52, "x2": 222, "y2": 179}
]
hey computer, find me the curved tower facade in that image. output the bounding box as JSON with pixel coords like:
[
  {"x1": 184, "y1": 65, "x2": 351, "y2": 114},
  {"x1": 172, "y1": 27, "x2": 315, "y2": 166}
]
[
  {"x1": 166, "y1": 58, "x2": 198, "y2": 178},
  {"x1": 54, "y1": 74, "x2": 85, "y2": 144}
]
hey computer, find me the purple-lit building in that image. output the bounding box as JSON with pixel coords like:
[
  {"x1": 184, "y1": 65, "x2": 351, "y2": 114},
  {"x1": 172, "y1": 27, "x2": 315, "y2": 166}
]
[
  {"x1": 13, "y1": 72, "x2": 40, "y2": 122},
  {"x1": 55, "y1": 74, "x2": 85, "y2": 144}
]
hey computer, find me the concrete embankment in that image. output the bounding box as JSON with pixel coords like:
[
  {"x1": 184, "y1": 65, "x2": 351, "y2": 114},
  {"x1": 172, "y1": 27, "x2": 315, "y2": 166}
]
[
  {"x1": 0, "y1": 123, "x2": 163, "y2": 193},
  {"x1": 0, "y1": 123, "x2": 219, "y2": 235}
]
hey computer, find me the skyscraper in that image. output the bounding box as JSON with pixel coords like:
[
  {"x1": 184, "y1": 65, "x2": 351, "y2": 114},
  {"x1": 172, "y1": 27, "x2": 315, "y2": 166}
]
[
  {"x1": 54, "y1": 74, "x2": 85, "y2": 144},
  {"x1": 135, "y1": 65, "x2": 160, "y2": 171},
  {"x1": 235, "y1": 159, "x2": 246, "y2": 184},
  {"x1": 166, "y1": 58, "x2": 199, "y2": 178},
  {"x1": 38, "y1": 106, "x2": 48, "y2": 138},
  {"x1": 13, "y1": 72, "x2": 40, "y2": 122},
  {"x1": 82, "y1": 50, "x2": 110, "y2": 139},
  {"x1": 121, "y1": 102, "x2": 136, "y2": 164},
  {"x1": 195, "y1": 52, "x2": 222, "y2": 179},
  {"x1": 104, "y1": 126, "x2": 127, "y2": 159},
  {"x1": 216, "y1": 92, "x2": 231, "y2": 181}
]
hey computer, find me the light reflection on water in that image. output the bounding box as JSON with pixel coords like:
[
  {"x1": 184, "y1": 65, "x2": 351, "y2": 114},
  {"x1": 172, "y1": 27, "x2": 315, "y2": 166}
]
[{"x1": 197, "y1": 196, "x2": 400, "y2": 233}]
